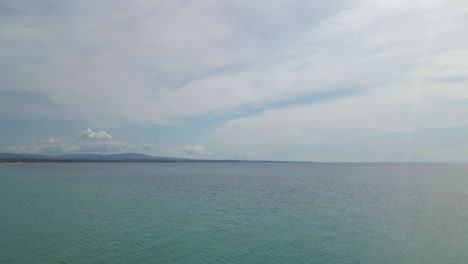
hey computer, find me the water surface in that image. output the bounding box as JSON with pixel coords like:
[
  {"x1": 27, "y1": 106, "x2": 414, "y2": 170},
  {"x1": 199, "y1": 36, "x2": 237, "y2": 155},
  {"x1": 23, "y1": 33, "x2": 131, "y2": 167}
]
[{"x1": 1, "y1": 162, "x2": 468, "y2": 263}]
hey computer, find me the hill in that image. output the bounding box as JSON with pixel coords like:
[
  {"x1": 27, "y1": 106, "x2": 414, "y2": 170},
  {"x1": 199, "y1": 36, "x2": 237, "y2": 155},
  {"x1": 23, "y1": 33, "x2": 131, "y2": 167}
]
[{"x1": 0, "y1": 153, "x2": 190, "y2": 162}]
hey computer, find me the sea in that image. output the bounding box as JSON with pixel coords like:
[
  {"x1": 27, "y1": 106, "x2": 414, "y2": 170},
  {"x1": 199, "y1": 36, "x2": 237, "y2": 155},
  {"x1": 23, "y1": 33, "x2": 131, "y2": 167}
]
[{"x1": 1, "y1": 162, "x2": 468, "y2": 263}]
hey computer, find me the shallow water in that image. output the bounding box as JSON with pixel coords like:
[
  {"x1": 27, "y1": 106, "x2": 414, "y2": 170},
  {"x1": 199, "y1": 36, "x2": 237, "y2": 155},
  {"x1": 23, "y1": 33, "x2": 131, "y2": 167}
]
[{"x1": 1, "y1": 162, "x2": 468, "y2": 263}]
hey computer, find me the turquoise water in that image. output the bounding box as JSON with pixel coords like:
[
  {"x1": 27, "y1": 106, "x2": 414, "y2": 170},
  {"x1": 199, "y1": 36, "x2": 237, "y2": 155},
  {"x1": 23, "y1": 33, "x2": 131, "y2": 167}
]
[{"x1": 1, "y1": 162, "x2": 468, "y2": 263}]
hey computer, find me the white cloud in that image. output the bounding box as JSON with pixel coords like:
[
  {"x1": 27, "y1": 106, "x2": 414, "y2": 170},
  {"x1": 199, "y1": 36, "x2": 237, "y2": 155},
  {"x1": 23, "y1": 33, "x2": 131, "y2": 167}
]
[
  {"x1": 77, "y1": 128, "x2": 112, "y2": 140},
  {"x1": 45, "y1": 138, "x2": 63, "y2": 145},
  {"x1": 1, "y1": 139, "x2": 157, "y2": 155},
  {"x1": 2, "y1": 138, "x2": 79, "y2": 154},
  {"x1": 147, "y1": 0, "x2": 468, "y2": 124},
  {"x1": 214, "y1": 80, "x2": 468, "y2": 161},
  {"x1": 77, "y1": 141, "x2": 136, "y2": 153},
  {"x1": 231, "y1": 151, "x2": 267, "y2": 160},
  {"x1": 1, "y1": 1, "x2": 468, "y2": 161},
  {"x1": 203, "y1": 0, "x2": 468, "y2": 161},
  {"x1": 0, "y1": 0, "x2": 354, "y2": 124},
  {"x1": 168, "y1": 144, "x2": 211, "y2": 156},
  {"x1": 0, "y1": 128, "x2": 158, "y2": 155}
]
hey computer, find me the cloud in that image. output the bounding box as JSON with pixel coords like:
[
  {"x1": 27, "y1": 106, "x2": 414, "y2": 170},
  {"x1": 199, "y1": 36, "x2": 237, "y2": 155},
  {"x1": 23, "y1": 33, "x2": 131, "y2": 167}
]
[
  {"x1": 78, "y1": 128, "x2": 112, "y2": 140},
  {"x1": 0, "y1": 128, "x2": 158, "y2": 155},
  {"x1": 214, "y1": 80, "x2": 468, "y2": 161},
  {"x1": 168, "y1": 144, "x2": 211, "y2": 156},
  {"x1": 45, "y1": 138, "x2": 63, "y2": 145},
  {"x1": 0, "y1": 0, "x2": 353, "y2": 124},
  {"x1": 77, "y1": 141, "x2": 139, "y2": 153},
  {"x1": 231, "y1": 151, "x2": 266, "y2": 160},
  {"x1": 203, "y1": 0, "x2": 468, "y2": 161},
  {"x1": 1, "y1": 1, "x2": 467, "y2": 162},
  {"x1": 1, "y1": 139, "x2": 157, "y2": 155},
  {"x1": 3, "y1": 138, "x2": 79, "y2": 154}
]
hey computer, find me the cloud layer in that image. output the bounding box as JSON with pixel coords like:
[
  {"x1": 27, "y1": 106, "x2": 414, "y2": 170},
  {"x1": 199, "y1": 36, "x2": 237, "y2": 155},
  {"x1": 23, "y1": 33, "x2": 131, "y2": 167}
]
[
  {"x1": 1, "y1": 128, "x2": 212, "y2": 158},
  {"x1": 0, "y1": 0, "x2": 352, "y2": 124},
  {"x1": 2, "y1": 137, "x2": 153, "y2": 155},
  {"x1": 0, "y1": 1, "x2": 467, "y2": 161}
]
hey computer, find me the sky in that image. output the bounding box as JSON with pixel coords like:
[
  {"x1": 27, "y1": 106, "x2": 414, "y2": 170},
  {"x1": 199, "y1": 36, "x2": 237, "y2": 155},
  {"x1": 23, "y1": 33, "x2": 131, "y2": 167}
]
[{"x1": 1, "y1": 0, "x2": 467, "y2": 162}]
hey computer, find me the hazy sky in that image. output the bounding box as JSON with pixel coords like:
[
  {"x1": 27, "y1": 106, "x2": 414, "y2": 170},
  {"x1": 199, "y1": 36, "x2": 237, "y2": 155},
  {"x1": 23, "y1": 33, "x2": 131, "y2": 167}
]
[{"x1": 1, "y1": 0, "x2": 467, "y2": 162}]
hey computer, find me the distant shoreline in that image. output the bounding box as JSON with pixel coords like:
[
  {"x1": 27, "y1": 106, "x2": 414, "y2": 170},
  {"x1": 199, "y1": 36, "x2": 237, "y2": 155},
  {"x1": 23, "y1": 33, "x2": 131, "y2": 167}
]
[
  {"x1": 0, "y1": 153, "x2": 298, "y2": 163},
  {"x1": 0, "y1": 159, "x2": 263, "y2": 163}
]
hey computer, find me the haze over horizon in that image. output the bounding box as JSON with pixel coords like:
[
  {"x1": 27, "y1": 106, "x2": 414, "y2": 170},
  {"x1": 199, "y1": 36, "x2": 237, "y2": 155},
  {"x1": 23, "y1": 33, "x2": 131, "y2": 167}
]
[{"x1": 1, "y1": 0, "x2": 467, "y2": 162}]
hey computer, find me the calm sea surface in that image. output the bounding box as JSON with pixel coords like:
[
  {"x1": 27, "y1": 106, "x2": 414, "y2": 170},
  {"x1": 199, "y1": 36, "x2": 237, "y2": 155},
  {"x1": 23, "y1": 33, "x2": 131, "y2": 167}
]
[{"x1": 1, "y1": 162, "x2": 468, "y2": 263}]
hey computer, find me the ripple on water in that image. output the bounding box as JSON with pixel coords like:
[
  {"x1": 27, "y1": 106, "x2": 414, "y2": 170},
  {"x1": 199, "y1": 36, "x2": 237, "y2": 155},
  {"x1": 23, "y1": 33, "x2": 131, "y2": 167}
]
[{"x1": 1, "y1": 162, "x2": 468, "y2": 263}]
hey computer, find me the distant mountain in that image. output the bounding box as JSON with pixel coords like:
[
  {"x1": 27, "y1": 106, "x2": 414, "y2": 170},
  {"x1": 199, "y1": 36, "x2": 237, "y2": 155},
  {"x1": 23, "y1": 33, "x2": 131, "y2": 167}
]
[{"x1": 0, "y1": 153, "x2": 190, "y2": 162}]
